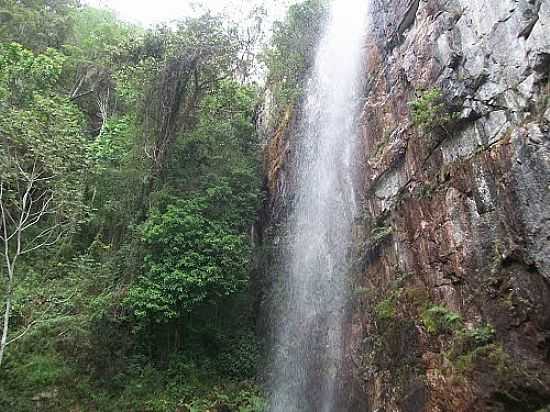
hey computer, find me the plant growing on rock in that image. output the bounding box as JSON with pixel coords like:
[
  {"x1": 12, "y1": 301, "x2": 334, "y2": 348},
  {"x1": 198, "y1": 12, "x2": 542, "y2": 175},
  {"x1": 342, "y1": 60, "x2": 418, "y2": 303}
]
[
  {"x1": 370, "y1": 224, "x2": 393, "y2": 248},
  {"x1": 420, "y1": 304, "x2": 463, "y2": 335},
  {"x1": 465, "y1": 324, "x2": 496, "y2": 346},
  {"x1": 374, "y1": 296, "x2": 397, "y2": 321},
  {"x1": 408, "y1": 88, "x2": 457, "y2": 133}
]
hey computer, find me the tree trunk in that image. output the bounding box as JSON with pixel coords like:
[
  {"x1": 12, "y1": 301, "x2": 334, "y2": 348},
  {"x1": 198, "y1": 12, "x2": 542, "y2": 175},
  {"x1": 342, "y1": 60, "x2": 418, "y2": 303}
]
[{"x1": 0, "y1": 279, "x2": 12, "y2": 368}]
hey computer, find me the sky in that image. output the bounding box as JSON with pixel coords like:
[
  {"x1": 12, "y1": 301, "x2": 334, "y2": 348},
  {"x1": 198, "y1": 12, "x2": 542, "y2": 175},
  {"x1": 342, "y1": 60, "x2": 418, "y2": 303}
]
[{"x1": 83, "y1": 0, "x2": 294, "y2": 27}]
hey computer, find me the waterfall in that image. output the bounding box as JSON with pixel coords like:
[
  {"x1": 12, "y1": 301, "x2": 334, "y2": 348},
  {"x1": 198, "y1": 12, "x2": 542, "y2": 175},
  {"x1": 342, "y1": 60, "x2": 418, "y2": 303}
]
[{"x1": 268, "y1": 1, "x2": 368, "y2": 411}]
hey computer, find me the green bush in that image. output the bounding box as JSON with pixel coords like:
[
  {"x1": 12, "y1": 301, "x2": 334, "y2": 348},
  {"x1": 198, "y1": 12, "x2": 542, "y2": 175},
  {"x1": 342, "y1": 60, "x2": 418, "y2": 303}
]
[
  {"x1": 421, "y1": 304, "x2": 463, "y2": 335},
  {"x1": 216, "y1": 333, "x2": 259, "y2": 379},
  {"x1": 408, "y1": 88, "x2": 457, "y2": 132},
  {"x1": 126, "y1": 197, "x2": 250, "y2": 323},
  {"x1": 374, "y1": 297, "x2": 397, "y2": 321},
  {"x1": 465, "y1": 324, "x2": 496, "y2": 346}
]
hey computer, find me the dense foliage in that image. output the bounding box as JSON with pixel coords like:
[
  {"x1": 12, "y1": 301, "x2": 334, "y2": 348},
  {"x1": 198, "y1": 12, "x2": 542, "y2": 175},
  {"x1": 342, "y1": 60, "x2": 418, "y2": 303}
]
[
  {"x1": 0, "y1": 0, "x2": 320, "y2": 408},
  {"x1": 261, "y1": 0, "x2": 327, "y2": 117},
  {"x1": 128, "y1": 197, "x2": 250, "y2": 323},
  {"x1": 0, "y1": 0, "x2": 274, "y2": 410}
]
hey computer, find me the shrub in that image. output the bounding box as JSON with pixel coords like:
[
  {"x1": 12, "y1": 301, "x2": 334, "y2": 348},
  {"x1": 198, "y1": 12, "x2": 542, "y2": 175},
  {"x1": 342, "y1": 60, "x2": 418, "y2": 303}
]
[
  {"x1": 452, "y1": 343, "x2": 510, "y2": 376},
  {"x1": 465, "y1": 324, "x2": 496, "y2": 346},
  {"x1": 216, "y1": 333, "x2": 260, "y2": 379},
  {"x1": 126, "y1": 198, "x2": 250, "y2": 323},
  {"x1": 375, "y1": 297, "x2": 397, "y2": 321},
  {"x1": 421, "y1": 304, "x2": 463, "y2": 335},
  {"x1": 409, "y1": 88, "x2": 457, "y2": 132}
]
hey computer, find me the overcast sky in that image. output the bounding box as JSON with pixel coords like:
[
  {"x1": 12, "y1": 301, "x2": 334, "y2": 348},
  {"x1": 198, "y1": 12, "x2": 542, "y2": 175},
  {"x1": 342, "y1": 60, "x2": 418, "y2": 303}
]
[{"x1": 83, "y1": 0, "x2": 294, "y2": 26}]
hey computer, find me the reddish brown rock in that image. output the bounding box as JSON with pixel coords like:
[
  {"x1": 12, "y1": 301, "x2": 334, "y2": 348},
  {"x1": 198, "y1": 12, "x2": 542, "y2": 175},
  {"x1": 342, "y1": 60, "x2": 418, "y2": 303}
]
[{"x1": 257, "y1": 0, "x2": 550, "y2": 410}]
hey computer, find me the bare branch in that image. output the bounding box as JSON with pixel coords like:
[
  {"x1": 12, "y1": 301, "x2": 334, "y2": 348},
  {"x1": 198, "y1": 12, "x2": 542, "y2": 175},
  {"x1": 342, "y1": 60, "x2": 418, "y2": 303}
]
[
  {"x1": 70, "y1": 90, "x2": 94, "y2": 102},
  {"x1": 0, "y1": 183, "x2": 10, "y2": 262},
  {"x1": 33, "y1": 175, "x2": 56, "y2": 182},
  {"x1": 0, "y1": 206, "x2": 12, "y2": 282},
  {"x1": 20, "y1": 226, "x2": 66, "y2": 256},
  {"x1": 1, "y1": 202, "x2": 16, "y2": 226},
  {"x1": 5, "y1": 289, "x2": 78, "y2": 347},
  {"x1": 20, "y1": 192, "x2": 55, "y2": 233},
  {"x1": 0, "y1": 184, "x2": 5, "y2": 243},
  {"x1": 19, "y1": 182, "x2": 35, "y2": 229},
  {"x1": 4, "y1": 318, "x2": 43, "y2": 347},
  {"x1": 70, "y1": 72, "x2": 87, "y2": 99}
]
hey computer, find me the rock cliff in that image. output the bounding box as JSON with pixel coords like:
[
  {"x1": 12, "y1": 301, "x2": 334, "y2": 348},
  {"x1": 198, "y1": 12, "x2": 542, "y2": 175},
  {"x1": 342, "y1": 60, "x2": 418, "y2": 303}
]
[{"x1": 257, "y1": 0, "x2": 550, "y2": 410}]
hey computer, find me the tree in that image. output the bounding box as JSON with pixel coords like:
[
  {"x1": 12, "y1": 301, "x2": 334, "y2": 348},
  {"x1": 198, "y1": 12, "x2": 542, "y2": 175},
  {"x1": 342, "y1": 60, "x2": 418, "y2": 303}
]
[
  {"x1": 0, "y1": 43, "x2": 90, "y2": 368},
  {"x1": 141, "y1": 13, "x2": 254, "y2": 193},
  {"x1": 167, "y1": 80, "x2": 260, "y2": 195},
  {"x1": 0, "y1": 162, "x2": 65, "y2": 367},
  {"x1": 127, "y1": 197, "x2": 250, "y2": 324},
  {"x1": 0, "y1": 0, "x2": 78, "y2": 51},
  {"x1": 0, "y1": 5, "x2": 266, "y2": 406},
  {"x1": 261, "y1": 0, "x2": 328, "y2": 112}
]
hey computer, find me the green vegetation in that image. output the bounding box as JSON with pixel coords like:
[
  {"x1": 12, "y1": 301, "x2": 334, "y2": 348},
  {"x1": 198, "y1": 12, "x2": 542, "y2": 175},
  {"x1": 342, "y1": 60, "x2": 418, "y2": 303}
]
[
  {"x1": 0, "y1": 0, "x2": 315, "y2": 409},
  {"x1": 420, "y1": 304, "x2": 463, "y2": 335},
  {"x1": 420, "y1": 304, "x2": 497, "y2": 365},
  {"x1": 464, "y1": 324, "x2": 496, "y2": 346},
  {"x1": 370, "y1": 224, "x2": 393, "y2": 248},
  {"x1": 418, "y1": 304, "x2": 499, "y2": 375},
  {"x1": 451, "y1": 342, "x2": 503, "y2": 374},
  {"x1": 262, "y1": 0, "x2": 327, "y2": 117},
  {"x1": 369, "y1": 287, "x2": 500, "y2": 378},
  {"x1": 408, "y1": 88, "x2": 457, "y2": 132},
  {"x1": 127, "y1": 196, "x2": 253, "y2": 325},
  {"x1": 374, "y1": 296, "x2": 397, "y2": 321}
]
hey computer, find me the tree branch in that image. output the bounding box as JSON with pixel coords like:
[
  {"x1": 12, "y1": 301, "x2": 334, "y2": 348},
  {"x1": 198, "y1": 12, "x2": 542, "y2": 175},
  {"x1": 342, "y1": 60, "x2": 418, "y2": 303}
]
[
  {"x1": 4, "y1": 318, "x2": 43, "y2": 347},
  {"x1": 70, "y1": 89, "x2": 94, "y2": 102},
  {"x1": 21, "y1": 226, "x2": 66, "y2": 255},
  {"x1": 4, "y1": 289, "x2": 77, "y2": 347}
]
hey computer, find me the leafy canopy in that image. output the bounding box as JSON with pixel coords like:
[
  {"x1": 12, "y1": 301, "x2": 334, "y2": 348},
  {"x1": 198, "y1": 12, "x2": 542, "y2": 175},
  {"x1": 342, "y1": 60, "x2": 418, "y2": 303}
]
[
  {"x1": 0, "y1": 42, "x2": 90, "y2": 225},
  {"x1": 127, "y1": 197, "x2": 250, "y2": 323}
]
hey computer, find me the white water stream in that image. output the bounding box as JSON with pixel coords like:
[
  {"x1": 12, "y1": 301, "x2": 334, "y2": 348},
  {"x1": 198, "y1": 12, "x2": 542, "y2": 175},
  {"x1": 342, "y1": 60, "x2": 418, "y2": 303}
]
[{"x1": 268, "y1": 1, "x2": 368, "y2": 411}]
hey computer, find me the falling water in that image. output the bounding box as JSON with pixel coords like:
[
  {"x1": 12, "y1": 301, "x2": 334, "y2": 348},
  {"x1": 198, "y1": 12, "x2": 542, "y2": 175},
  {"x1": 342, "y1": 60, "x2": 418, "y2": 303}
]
[{"x1": 268, "y1": 1, "x2": 368, "y2": 411}]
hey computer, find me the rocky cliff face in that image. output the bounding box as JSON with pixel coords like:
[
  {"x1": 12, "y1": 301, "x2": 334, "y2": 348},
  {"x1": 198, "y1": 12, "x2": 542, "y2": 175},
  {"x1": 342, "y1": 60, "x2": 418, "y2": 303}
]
[{"x1": 257, "y1": 0, "x2": 550, "y2": 410}]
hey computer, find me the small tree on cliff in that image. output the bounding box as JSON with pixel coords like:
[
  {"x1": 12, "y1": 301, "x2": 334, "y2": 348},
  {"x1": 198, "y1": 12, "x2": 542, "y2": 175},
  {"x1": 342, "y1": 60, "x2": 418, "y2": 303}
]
[{"x1": 409, "y1": 88, "x2": 458, "y2": 134}]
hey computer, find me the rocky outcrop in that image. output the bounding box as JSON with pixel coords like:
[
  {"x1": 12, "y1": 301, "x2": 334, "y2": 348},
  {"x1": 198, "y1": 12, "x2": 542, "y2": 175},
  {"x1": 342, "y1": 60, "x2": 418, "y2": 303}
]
[
  {"x1": 257, "y1": 0, "x2": 550, "y2": 410},
  {"x1": 354, "y1": 0, "x2": 550, "y2": 410}
]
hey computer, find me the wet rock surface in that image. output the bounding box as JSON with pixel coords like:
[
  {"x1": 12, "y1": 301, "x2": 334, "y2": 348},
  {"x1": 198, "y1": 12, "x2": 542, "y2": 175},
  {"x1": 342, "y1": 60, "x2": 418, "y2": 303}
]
[
  {"x1": 355, "y1": 0, "x2": 550, "y2": 410},
  {"x1": 257, "y1": 0, "x2": 550, "y2": 410}
]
